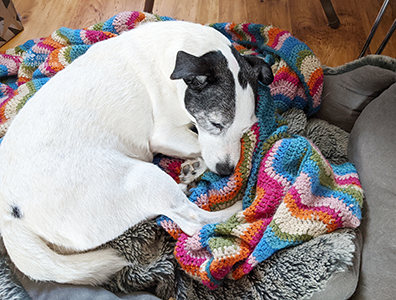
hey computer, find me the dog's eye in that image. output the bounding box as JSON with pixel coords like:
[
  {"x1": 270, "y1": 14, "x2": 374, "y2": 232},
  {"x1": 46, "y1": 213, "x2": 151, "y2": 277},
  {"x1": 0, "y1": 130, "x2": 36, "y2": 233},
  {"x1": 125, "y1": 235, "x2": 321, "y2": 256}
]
[
  {"x1": 210, "y1": 121, "x2": 224, "y2": 131},
  {"x1": 185, "y1": 76, "x2": 208, "y2": 90}
]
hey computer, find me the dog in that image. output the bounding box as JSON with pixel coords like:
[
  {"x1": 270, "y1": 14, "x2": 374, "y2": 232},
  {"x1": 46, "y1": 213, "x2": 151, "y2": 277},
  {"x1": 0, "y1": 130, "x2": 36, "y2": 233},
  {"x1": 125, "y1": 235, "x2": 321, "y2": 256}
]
[{"x1": 0, "y1": 21, "x2": 273, "y2": 285}]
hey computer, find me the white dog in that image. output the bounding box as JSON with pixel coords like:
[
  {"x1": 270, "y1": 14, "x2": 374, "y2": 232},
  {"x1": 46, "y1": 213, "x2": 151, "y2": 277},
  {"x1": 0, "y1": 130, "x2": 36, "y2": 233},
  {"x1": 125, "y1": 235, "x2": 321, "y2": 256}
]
[{"x1": 0, "y1": 21, "x2": 273, "y2": 285}]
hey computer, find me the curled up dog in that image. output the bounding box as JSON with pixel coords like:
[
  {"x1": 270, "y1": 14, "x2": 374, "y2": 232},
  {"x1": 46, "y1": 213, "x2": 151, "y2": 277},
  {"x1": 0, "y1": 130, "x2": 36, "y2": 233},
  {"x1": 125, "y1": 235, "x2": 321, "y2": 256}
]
[{"x1": 0, "y1": 21, "x2": 273, "y2": 285}]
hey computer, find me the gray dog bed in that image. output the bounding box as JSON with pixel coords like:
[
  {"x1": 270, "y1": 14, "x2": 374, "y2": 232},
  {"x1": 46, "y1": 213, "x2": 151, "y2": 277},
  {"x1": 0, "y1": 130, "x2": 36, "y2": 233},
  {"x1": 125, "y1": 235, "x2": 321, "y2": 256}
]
[{"x1": 0, "y1": 54, "x2": 395, "y2": 300}]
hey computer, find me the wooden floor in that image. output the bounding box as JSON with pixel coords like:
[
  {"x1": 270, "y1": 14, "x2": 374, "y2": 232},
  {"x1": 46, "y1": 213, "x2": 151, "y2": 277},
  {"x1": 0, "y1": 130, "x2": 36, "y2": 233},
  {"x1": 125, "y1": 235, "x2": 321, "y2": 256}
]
[{"x1": 1, "y1": 0, "x2": 395, "y2": 67}]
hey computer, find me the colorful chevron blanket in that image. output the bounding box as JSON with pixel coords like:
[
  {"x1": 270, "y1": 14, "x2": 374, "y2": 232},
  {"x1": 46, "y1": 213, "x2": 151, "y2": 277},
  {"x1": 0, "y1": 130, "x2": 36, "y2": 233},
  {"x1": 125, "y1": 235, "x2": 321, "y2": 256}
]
[{"x1": 0, "y1": 11, "x2": 363, "y2": 290}]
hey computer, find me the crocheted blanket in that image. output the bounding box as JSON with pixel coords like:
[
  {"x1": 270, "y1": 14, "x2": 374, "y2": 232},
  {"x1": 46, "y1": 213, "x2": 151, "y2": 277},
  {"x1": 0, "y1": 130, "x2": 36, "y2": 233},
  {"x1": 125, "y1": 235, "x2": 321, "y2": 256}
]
[{"x1": 0, "y1": 11, "x2": 363, "y2": 290}]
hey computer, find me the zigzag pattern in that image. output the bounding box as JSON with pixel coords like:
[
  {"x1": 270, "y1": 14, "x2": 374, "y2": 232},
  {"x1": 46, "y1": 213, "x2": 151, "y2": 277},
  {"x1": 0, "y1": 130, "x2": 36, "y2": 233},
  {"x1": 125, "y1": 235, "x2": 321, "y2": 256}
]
[{"x1": 0, "y1": 11, "x2": 362, "y2": 289}]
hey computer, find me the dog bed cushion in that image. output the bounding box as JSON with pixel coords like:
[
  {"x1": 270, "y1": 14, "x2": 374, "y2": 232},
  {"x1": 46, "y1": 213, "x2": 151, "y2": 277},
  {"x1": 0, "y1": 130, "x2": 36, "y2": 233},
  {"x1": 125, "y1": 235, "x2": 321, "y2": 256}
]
[
  {"x1": 314, "y1": 55, "x2": 396, "y2": 132},
  {"x1": 348, "y1": 80, "x2": 396, "y2": 299}
]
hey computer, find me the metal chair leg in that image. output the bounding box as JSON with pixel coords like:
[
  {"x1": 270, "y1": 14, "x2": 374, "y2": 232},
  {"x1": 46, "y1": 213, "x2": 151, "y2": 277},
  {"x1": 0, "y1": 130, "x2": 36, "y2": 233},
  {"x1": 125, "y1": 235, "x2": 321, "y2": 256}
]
[
  {"x1": 320, "y1": 0, "x2": 340, "y2": 29},
  {"x1": 375, "y1": 18, "x2": 396, "y2": 55},
  {"x1": 359, "y1": 0, "x2": 390, "y2": 58}
]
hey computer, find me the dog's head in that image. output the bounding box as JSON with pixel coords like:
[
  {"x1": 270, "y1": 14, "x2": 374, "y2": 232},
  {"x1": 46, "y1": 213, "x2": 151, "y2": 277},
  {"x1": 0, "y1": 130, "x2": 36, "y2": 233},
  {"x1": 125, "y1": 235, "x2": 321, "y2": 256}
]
[{"x1": 170, "y1": 46, "x2": 273, "y2": 176}]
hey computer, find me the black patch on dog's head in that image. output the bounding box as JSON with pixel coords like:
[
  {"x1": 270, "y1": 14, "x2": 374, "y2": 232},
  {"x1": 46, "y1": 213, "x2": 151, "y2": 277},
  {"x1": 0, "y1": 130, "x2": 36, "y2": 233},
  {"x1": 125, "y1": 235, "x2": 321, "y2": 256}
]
[
  {"x1": 171, "y1": 50, "x2": 236, "y2": 134},
  {"x1": 11, "y1": 205, "x2": 22, "y2": 218},
  {"x1": 230, "y1": 47, "x2": 274, "y2": 93}
]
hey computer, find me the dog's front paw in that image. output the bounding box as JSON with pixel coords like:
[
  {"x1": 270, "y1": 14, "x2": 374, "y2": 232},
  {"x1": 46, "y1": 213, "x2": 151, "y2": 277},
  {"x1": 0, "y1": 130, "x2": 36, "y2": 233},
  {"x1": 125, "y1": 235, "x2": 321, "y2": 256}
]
[
  {"x1": 180, "y1": 157, "x2": 207, "y2": 184},
  {"x1": 179, "y1": 158, "x2": 207, "y2": 195}
]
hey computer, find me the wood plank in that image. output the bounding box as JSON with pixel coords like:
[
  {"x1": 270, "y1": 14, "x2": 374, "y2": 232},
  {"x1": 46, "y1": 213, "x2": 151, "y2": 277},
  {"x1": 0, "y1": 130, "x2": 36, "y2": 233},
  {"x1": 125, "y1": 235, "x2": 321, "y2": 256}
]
[
  {"x1": 153, "y1": 0, "x2": 292, "y2": 29},
  {"x1": 0, "y1": 0, "x2": 145, "y2": 51},
  {"x1": 152, "y1": 0, "x2": 207, "y2": 23},
  {"x1": 1, "y1": 0, "x2": 394, "y2": 66},
  {"x1": 154, "y1": 0, "x2": 395, "y2": 67},
  {"x1": 253, "y1": 0, "x2": 292, "y2": 32},
  {"x1": 68, "y1": 0, "x2": 145, "y2": 29},
  {"x1": 291, "y1": 0, "x2": 395, "y2": 64},
  {"x1": 290, "y1": 0, "x2": 369, "y2": 66}
]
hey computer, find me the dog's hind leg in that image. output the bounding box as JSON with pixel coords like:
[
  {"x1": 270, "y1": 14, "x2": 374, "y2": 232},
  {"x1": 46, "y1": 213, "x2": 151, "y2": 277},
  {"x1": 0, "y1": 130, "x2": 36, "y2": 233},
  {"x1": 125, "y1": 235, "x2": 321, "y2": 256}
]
[
  {"x1": 1, "y1": 159, "x2": 241, "y2": 285},
  {"x1": 124, "y1": 160, "x2": 242, "y2": 236}
]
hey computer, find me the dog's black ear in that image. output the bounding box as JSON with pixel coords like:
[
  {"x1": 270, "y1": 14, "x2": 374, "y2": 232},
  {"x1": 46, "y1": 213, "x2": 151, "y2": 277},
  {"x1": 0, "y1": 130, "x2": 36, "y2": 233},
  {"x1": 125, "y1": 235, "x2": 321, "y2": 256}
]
[
  {"x1": 170, "y1": 51, "x2": 211, "y2": 90},
  {"x1": 243, "y1": 55, "x2": 274, "y2": 85}
]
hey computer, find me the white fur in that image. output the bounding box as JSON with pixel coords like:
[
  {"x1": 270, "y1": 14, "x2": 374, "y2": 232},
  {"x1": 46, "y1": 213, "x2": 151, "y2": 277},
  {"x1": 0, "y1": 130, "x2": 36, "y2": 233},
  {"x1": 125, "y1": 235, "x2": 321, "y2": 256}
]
[{"x1": 0, "y1": 21, "x2": 256, "y2": 285}]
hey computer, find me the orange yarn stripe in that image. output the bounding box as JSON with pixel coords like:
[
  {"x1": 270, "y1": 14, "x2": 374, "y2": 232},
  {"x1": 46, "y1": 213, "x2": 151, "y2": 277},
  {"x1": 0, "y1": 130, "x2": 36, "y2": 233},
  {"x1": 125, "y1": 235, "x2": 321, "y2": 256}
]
[
  {"x1": 207, "y1": 138, "x2": 248, "y2": 209},
  {"x1": 48, "y1": 49, "x2": 65, "y2": 72},
  {"x1": 283, "y1": 193, "x2": 338, "y2": 232},
  {"x1": 243, "y1": 186, "x2": 265, "y2": 223},
  {"x1": 307, "y1": 68, "x2": 323, "y2": 90},
  {"x1": 266, "y1": 27, "x2": 284, "y2": 47},
  {"x1": 228, "y1": 23, "x2": 244, "y2": 41},
  {"x1": 276, "y1": 65, "x2": 299, "y2": 79}
]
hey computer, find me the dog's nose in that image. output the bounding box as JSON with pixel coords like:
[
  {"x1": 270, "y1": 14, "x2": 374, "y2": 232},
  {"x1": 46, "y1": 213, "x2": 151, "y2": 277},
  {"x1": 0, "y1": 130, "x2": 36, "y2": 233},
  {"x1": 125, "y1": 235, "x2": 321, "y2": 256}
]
[{"x1": 215, "y1": 162, "x2": 235, "y2": 176}]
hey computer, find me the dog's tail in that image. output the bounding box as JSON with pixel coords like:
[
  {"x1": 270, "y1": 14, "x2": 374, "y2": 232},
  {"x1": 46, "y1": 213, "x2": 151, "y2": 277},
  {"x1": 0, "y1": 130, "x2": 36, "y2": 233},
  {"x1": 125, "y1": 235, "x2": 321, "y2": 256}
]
[{"x1": 2, "y1": 223, "x2": 129, "y2": 285}]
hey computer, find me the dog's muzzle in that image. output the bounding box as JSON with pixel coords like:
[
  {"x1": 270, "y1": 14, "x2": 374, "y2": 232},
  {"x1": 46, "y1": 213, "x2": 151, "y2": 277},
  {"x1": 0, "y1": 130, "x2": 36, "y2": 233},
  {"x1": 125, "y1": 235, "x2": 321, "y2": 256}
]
[{"x1": 215, "y1": 162, "x2": 235, "y2": 176}]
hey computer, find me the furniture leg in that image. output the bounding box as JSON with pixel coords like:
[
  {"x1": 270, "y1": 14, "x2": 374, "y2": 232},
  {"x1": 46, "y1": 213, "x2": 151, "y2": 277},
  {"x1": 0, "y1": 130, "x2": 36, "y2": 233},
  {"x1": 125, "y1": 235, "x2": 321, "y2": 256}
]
[
  {"x1": 320, "y1": 0, "x2": 340, "y2": 29},
  {"x1": 359, "y1": 0, "x2": 390, "y2": 58}
]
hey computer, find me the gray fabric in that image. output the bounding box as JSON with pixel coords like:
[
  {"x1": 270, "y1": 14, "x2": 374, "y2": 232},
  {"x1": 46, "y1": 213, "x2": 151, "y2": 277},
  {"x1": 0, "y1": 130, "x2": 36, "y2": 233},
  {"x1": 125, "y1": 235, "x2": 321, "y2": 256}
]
[
  {"x1": 17, "y1": 274, "x2": 160, "y2": 300},
  {"x1": 282, "y1": 108, "x2": 349, "y2": 165},
  {"x1": 348, "y1": 83, "x2": 396, "y2": 300},
  {"x1": 315, "y1": 60, "x2": 396, "y2": 132},
  {"x1": 322, "y1": 54, "x2": 396, "y2": 75},
  {"x1": 0, "y1": 256, "x2": 31, "y2": 300},
  {"x1": 309, "y1": 229, "x2": 362, "y2": 300},
  {"x1": 103, "y1": 220, "x2": 176, "y2": 299}
]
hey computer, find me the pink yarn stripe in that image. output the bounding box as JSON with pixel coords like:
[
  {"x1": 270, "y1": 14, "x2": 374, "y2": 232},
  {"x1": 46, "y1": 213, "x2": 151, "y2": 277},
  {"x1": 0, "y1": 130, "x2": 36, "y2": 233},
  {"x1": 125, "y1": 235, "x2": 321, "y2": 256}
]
[
  {"x1": 269, "y1": 30, "x2": 288, "y2": 49},
  {"x1": 253, "y1": 171, "x2": 287, "y2": 218},
  {"x1": 33, "y1": 43, "x2": 54, "y2": 54},
  {"x1": 207, "y1": 176, "x2": 238, "y2": 198},
  {"x1": 334, "y1": 173, "x2": 361, "y2": 186},
  {"x1": 0, "y1": 54, "x2": 21, "y2": 75},
  {"x1": 273, "y1": 32, "x2": 292, "y2": 51},
  {"x1": 270, "y1": 80, "x2": 299, "y2": 98},
  {"x1": 195, "y1": 194, "x2": 209, "y2": 209},
  {"x1": 309, "y1": 75, "x2": 323, "y2": 97},
  {"x1": 112, "y1": 11, "x2": 135, "y2": 33},
  {"x1": 159, "y1": 219, "x2": 180, "y2": 232},
  {"x1": 242, "y1": 23, "x2": 257, "y2": 43},
  {"x1": 211, "y1": 264, "x2": 233, "y2": 280},
  {"x1": 291, "y1": 172, "x2": 360, "y2": 227},
  {"x1": 335, "y1": 177, "x2": 360, "y2": 186},
  {"x1": 83, "y1": 31, "x2": 111, "y2": 44},
  {"x1": 125, "y1": 11, "x2": 143, "y2": 29},
  {"x1": 175, "y1": 233, "x2": 209, "y2": 266}
]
